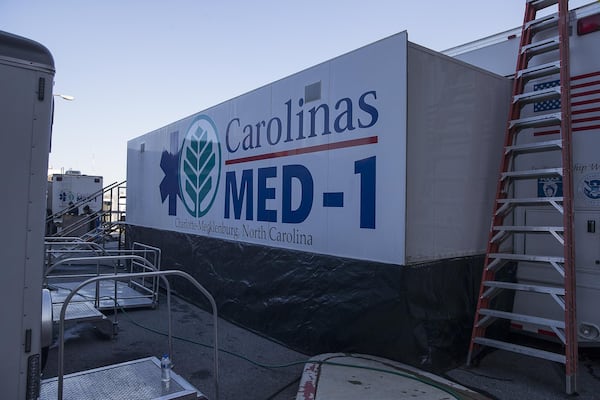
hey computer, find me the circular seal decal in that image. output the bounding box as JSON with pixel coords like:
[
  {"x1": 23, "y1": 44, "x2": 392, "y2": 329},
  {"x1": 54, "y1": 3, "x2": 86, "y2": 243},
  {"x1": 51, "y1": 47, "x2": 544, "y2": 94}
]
[{"x1": 579, "y1": 173, "x2": 600, "y2": 207}]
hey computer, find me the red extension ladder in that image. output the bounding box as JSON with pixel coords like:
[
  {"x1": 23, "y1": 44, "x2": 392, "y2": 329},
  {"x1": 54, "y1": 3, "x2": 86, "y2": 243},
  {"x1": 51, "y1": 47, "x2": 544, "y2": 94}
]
[{"x1": 467, "y1": 0, "x2": 577, "y2": 394}]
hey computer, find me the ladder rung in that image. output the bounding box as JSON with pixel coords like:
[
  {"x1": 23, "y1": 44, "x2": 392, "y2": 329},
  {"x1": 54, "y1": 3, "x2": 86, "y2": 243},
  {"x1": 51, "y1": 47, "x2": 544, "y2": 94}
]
[
  {"x1": 501, "y1": 168, "x2": 562, "y2": 180},
  {"x1": 493, "y1": 225, "x2": 563, "y2": 233},
  {"x1": 513, "y1": 87, "x2": 561, "y2": 105},
  {"x1": 488, "y1": 253, "x2": 564, "y2": 264},
  {"x1": 509, "y1": 112, "x2": 561, "y2": 130},
  {"x1": 527, "y1": 0, "x2": 559, "y2": 11},
  {"x1": 505, "y1": 139, "x2": 562, "y2": 155},
  {"x1": 478, "y1": 308, "x2": 564, "y2": 330},
  {"x1": 487, "y1": 253, "x2": 565, "y2": 277},
  {"x1": 495, "y1": 197, "x2": 564, "y2": 216},
  {"x1": 525, "y1": 14, "x2": 559, "y2": 33},
  {"x1": 490, "y1": 225, "x2": 564, "y2": 245},
  {"x1": 472, "y1": 337, "x2": 566, "y2": 363},
  {"x1": 517, "y1": 61, "x2": 561, "y2": 81},
  {"x1": 521, "y1": 36, "x2": 560, "y2": 57},
  {"x1": 482, "y1": 280, "x2": 564, "y2": 295}
]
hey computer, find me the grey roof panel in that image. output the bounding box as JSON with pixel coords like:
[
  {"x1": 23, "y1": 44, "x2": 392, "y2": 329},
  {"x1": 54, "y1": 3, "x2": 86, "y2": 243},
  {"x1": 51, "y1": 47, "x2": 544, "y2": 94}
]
[{"x1": 0, "y1": 30, "x2": 54, "y2": 69}]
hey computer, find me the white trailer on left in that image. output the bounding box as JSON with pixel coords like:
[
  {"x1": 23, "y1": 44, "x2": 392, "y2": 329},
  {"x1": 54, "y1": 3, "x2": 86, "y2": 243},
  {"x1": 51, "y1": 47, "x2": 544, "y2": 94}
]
[
  {"x1": 0, "y1": 30, "x2": 55, "y2": 399},
  {"x1": 0, "y1": 30, "x2": 206, "y2": 400}
]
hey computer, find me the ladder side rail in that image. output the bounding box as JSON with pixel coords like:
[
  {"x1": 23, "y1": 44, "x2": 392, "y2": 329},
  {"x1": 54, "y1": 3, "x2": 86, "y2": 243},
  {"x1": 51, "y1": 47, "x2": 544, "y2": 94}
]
[
  {"x1": 467, "y1": 2, "x2": 538, "y2": 364},
  {"x1": 557, "y1": 0, "x2": 577, "y2": 392}
]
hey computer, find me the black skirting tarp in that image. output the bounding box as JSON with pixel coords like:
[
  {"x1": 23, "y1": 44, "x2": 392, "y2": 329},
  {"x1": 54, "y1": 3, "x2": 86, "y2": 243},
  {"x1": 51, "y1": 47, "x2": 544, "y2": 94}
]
[{"x1": 126, "y1": 224, "x2": 488, "y2": 371}]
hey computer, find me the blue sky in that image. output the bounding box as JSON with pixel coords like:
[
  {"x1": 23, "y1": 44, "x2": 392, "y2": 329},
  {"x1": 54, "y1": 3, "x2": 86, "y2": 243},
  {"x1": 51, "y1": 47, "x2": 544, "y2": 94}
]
[{"x1": 1, "y1": 1, "x2": 594, "y2": 185}]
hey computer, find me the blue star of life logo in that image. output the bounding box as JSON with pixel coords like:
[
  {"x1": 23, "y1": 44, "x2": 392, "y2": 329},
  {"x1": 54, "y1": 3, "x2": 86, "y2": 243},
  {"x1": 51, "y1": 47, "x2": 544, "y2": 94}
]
[{"x1": 159, "y1": 115, "x2": 222, "y2": 217}]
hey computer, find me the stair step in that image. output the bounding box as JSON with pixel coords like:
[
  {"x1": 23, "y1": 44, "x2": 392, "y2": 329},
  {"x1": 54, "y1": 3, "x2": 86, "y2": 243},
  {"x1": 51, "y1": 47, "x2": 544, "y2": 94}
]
[
  {"x1": 505, "y1": 139, "x2": 562, "y2": 155},
  {"x1": 509, "y1": 112, "x2": 561, "y2": 129},
  {"x1": 521, "y1": 36, "x2": 560, "y2": 57},
  {"x1": 501, "y1": 167, "x2": 562, "y2": 180},
  {"x1": 472, "y1": 337, "x2": 566, "y2": 363},
  {"x1": 527, "y1": 0, "x2": 559, "y2": 11},
  {"x1": 513, "y1": 87, "x2": 561, "y2": 105},
  {"x1": 517, "y1": 61, "x2": 561, "y2": 81}
]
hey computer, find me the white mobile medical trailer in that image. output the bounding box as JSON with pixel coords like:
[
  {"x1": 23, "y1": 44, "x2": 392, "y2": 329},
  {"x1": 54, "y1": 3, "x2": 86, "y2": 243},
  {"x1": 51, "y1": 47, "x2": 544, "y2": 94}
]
[
  {"x1": 47, "y1": 171, "x2": 104, "y2": 215},
  {"x1": 446, "y1": 2, "x2": 600, "y2": 345},
  {"x1": 0, "y1": 30, "x2": 55, "y2": 399},
  {"x1": 126, "y1": 30, "x2": 512, "y2": 366}
]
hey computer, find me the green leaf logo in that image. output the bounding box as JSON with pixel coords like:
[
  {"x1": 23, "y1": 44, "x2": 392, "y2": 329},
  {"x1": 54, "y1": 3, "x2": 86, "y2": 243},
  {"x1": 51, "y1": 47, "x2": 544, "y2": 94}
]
[{"x1": 179, "y1": 115, "x2": 221, "y2": 217}]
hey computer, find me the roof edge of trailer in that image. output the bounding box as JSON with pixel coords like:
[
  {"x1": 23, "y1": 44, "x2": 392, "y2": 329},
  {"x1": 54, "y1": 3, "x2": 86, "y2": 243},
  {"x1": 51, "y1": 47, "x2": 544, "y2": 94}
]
[
  {"x1": 0, "y1": 30, "x2": 54, "y2": 71},
  {"x1": 443, "y1": 1, "x2": 600, "y2": 57}
]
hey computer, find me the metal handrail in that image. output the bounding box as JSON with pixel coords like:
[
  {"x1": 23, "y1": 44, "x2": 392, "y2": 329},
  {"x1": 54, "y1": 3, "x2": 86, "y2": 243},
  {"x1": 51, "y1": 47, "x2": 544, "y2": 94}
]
[
  {"x1": 131, "y1": 242, "x2": 162, "y2": 301},
  {"x1": 45, "y1": 255, "x2": 155, "y2": 277},
  {"x1": 55, "y1": 270, "x2": 219, "y2": 400},
  {"x1": 46, "y1": 180, "x2": 123, "y2": 223},
  {"x1": 52, "y1": 210, "x2": 109, "y2": 239},
  {"x1": 44, "y1": 241, "x2": 109, "y2": 269},
  {"x1": 44, "y1": 245, "x2": 160, "y2": 270},
  {"x1": 45, "y1": 255, "x2": 159, "y2": 314},
  {"x1": 44, "y1": 237, "x2": 85, "y2": 242}
]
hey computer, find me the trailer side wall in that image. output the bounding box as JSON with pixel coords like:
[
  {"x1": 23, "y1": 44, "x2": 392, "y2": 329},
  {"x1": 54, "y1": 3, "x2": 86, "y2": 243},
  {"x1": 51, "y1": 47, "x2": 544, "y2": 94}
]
[
  {"x1": 0, "y1": 31, "x2": 54, "y2": 399},
  {"x1": 405, "y1": 44, "x2": 511, "y2": 263}
]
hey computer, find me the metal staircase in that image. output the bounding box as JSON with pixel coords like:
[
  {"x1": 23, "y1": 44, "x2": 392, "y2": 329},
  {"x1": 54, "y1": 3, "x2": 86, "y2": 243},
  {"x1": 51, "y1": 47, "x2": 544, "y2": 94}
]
[
  {"x1": 467, "y1": 0, "x2": 577, "y2": 394},
  {"x1": 47, "y1": 180, "x2": 127, "y2": 242}
]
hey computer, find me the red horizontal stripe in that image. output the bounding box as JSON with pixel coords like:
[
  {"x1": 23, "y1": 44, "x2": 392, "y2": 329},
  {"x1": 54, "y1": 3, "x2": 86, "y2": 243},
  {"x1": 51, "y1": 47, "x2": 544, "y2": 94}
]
[
  {"x1": 574, "y1": 124, "x2": 600, "y2": 132},
  {"x1": 572, "y1": 106, "x2": 600, "y2": 115},
  {"x1": 572, "y1": 88, "x2": 600, "y2": 98},
  {"x1": 534, "y1": 124, "x2": 600, "y2": 136},
  {"x1": 572, "y1": 98, "x2": 600, "y2": 107},
  {"x1": 225, "y1": 136, "x2": 378, "y2": 165},
  {"x1": 572, "y1": 70, "x2": 600, "y2": 82},
  {"x1": 572, "y1": 79, "x2": 600, "y2": 90},
  {"x1": 575, "y1": 116, "x2": 600, "y2": 124}
]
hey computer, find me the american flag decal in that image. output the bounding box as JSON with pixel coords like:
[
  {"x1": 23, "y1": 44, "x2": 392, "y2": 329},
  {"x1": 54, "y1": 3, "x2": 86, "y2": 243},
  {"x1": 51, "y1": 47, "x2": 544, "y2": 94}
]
[
  {"x1": 534, "y1": 80, "x2": 560, "y2": 112},
  {"x1": 534, "y1": 70, "x2": 600, "y2": 136}
]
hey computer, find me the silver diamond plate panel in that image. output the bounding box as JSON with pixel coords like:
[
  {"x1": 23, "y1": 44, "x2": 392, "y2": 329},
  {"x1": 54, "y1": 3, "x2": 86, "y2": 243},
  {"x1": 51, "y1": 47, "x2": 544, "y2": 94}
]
[
  {"x1": 41, "y1": 358, "x2": 200, "y2": 399},
  {"x1": 52, "y1": 301, "x2": 104, "y2": 322}
]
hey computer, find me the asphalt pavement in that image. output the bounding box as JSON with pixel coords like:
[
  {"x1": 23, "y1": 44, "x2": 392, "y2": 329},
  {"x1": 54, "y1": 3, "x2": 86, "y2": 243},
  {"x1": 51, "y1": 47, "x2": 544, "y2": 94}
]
[
  {"x1": 41, "y1": 253, "x2": 600, "y2": 400},
  {"x1": 43, "y1": 292, "x2": 308, "y2": 400},
  {"x1": 447, "y1": 341, "x2": 600, "y2": 399}
]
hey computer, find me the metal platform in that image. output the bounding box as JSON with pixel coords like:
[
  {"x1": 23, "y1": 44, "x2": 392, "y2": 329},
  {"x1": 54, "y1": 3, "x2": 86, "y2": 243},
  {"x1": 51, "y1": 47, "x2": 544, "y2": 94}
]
[
  {"x1": 52, "y1": 301, "x2": 105, "y2": 323},
  {"x1": 40, "y1": 357, "x2": 205, "y2": 400},
  {"x1": 51, "y1": 279, "x2": 155, "y2": 310}
]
